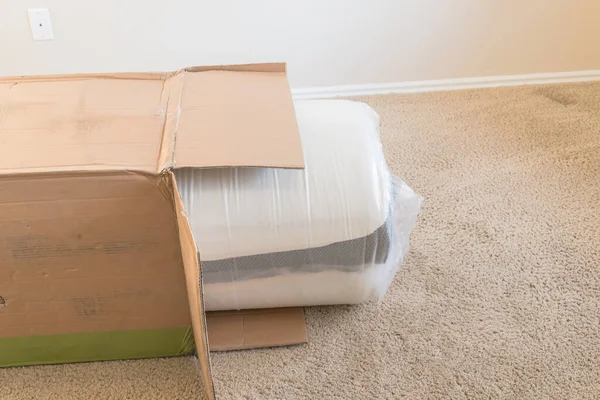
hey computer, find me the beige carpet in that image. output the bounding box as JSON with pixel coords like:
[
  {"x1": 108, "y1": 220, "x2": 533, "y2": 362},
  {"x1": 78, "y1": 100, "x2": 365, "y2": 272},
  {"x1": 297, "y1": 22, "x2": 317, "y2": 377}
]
[{"x1": 3, "y1": 82, "x2": 600, "y2": 399}]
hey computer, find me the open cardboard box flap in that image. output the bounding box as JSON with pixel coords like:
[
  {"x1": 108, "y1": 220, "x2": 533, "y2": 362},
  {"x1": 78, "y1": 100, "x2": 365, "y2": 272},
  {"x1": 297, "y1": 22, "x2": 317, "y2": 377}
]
[
  {"x1": 0, "y1": 63, "x2": 307, "y2": 400},
  {"x1": 0, "y1": 63, "x2": 304, "y2": 174}
]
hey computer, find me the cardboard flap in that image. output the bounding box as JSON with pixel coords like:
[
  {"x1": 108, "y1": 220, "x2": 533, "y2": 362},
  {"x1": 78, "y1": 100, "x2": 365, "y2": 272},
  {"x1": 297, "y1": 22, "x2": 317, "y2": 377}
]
[
  {"x1": 0, "y1": 63, "x2": 303, "y2": 176},
  {"x1": 163, "y1": 64, "x2": 304, "y2": 171},
  {"x1": 206, "y1": 308, "x2": 307, "y2": 351},
  {"x1": 0, "y1": 78, "x2": 168, "y2": 175},
  {"x1": 170, "y1": 172, "x2": 215, "y2": 400}
]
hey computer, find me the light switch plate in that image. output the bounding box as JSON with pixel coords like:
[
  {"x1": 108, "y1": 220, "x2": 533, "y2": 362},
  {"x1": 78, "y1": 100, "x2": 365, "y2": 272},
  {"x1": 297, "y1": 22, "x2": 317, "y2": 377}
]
[{"x1": 28, "y1": 8, "x2": 54, "y2": 41}]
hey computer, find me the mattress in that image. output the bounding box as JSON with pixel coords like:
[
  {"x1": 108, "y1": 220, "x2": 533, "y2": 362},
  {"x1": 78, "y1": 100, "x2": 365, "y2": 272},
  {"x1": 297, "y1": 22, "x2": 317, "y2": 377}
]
[{"x1": 175, "y1": 99, "x2": 422, "y2": 311}]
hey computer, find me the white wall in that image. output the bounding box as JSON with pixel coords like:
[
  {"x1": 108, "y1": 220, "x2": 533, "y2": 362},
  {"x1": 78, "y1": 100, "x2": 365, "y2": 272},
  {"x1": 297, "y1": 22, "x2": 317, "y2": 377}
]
[{"x1": 2, "y1": 0, "x2": 600, "y2": 88}]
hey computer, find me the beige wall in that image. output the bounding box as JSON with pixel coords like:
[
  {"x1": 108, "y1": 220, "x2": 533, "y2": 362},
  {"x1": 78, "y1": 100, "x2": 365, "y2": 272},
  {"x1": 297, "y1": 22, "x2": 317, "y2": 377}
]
[{"x1": 1, "y1": 0, "x2": 600, "y2": 88}]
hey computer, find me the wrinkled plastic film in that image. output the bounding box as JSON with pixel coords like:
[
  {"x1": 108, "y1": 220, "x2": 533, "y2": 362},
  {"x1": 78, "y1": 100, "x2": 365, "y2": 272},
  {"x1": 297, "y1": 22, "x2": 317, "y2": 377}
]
[
  {"x1": 175, "y1": 100, "x2": 422, "y2": 311},
  {"x1": 377, "y1": 176, "x2": 424, "y2": 302}
]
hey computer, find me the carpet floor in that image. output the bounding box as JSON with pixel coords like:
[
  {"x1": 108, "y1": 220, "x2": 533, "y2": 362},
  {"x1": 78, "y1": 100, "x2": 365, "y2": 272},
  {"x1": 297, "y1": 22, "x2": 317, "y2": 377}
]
[{"x1": 2, "y1": 82, "x2": 600, "y2": 399}]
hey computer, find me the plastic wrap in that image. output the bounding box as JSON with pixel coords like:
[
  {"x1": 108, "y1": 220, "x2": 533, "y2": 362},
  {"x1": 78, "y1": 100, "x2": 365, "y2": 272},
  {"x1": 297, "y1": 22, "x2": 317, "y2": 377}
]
[{"x1": 175, "y1": 100, "x2": 422, "y2": 311}]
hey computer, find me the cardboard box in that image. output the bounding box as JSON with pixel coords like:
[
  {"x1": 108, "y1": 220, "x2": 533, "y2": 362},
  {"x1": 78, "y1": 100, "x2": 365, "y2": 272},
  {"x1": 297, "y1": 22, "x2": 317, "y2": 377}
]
[{"x1": 0, "y1": 63, "x2": 307, "y2": 399}]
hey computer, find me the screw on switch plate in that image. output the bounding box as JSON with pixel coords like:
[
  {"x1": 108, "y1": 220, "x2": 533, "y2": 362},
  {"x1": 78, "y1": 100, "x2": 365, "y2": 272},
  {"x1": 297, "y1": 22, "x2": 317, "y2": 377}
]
[{"x1": 28, "y1": 8, "x2": 54, "y2": 41}]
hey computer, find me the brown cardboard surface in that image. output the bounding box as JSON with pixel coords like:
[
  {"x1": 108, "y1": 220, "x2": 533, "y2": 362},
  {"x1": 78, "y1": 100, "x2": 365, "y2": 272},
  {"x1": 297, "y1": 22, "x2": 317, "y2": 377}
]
[
  {"x1": 157, "y1": 63, "x2": 304, "y2": 171},
  {"x1": 0, "y1": 63, "x2": 303, "y2": 175},
  {"x1": 171, "y1": 173, "x2": 215, "y2": 400},
  {"x1": 0, "y1": 63, "x2": 307, "y2": 399},
  {"x1": 0, "y1": 72, "x2": 168, "y2": 83},
  {"x1": 184, "y1": 63, "x2": 286, "y2": 73},
  {"x1": 171, "y1": 70, "x2": 304, "y2": 169},
  {"x1": 206, "y1": 308, "x2": 307, "y2": 351},
  {"x1": 0, "y1": 80, "x2": 167, "y2": 175},
  {"x1": 0, "y1": 172, "x2": 190, "y2": 338},
  {"x1": 157, "y1": 73, "x2": 184, "y2": 170}
]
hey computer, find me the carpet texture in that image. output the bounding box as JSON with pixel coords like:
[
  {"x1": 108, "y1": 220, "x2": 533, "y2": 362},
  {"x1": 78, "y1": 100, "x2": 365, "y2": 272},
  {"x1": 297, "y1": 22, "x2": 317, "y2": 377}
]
[{"x1": 2, "y1": 82, "x2": 600, "y2": 399}]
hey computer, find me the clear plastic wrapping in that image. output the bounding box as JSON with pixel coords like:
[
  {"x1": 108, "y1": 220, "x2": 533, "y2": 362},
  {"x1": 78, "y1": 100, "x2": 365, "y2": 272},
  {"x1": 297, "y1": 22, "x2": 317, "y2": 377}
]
[{"x1": 176, "y1": 100, "x2": 422, "y2": 311}]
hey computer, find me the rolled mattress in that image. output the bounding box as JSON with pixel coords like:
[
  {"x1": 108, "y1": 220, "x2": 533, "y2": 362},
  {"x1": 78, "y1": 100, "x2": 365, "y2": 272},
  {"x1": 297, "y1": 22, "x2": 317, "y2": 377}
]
[{"x1": 176, "y1": 100, "x2": 422, "y2": 311}]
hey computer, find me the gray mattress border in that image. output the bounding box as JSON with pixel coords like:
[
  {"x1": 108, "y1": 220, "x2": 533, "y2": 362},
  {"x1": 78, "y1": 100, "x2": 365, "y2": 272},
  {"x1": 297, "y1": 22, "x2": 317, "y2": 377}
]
[{"x1": 201, "y1": 219, "x2": 392, "y2": 283}]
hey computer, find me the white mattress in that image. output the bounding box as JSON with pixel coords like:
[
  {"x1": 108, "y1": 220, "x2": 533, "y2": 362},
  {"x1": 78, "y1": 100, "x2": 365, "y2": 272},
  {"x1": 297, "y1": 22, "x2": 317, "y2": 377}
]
[
  {"x1": 176, "y1": 100, "x2": 391, "y2": 261},
  {"x1": 175, "y1": 99, "x2": 422, "y2": 311}
]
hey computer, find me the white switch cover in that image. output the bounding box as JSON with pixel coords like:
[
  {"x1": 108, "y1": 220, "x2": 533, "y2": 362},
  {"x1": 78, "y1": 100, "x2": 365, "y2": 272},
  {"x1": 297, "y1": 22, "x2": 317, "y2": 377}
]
[{"x1": 28, "y1": 8, "x2": 54, "y2": 41}]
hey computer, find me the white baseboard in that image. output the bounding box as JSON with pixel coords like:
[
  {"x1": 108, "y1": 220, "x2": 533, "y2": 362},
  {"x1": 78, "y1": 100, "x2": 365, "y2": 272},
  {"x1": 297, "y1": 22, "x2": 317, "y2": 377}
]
[{"x1": 292, "y1": 70, "x2": 600, "y2": 100}]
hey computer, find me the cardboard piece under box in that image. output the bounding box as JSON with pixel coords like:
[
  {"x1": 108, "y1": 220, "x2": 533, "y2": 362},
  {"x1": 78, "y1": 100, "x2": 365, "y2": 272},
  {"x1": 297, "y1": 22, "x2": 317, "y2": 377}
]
[{"x1": 0, "y1": 63, "x2": 308, "y2": 399}]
